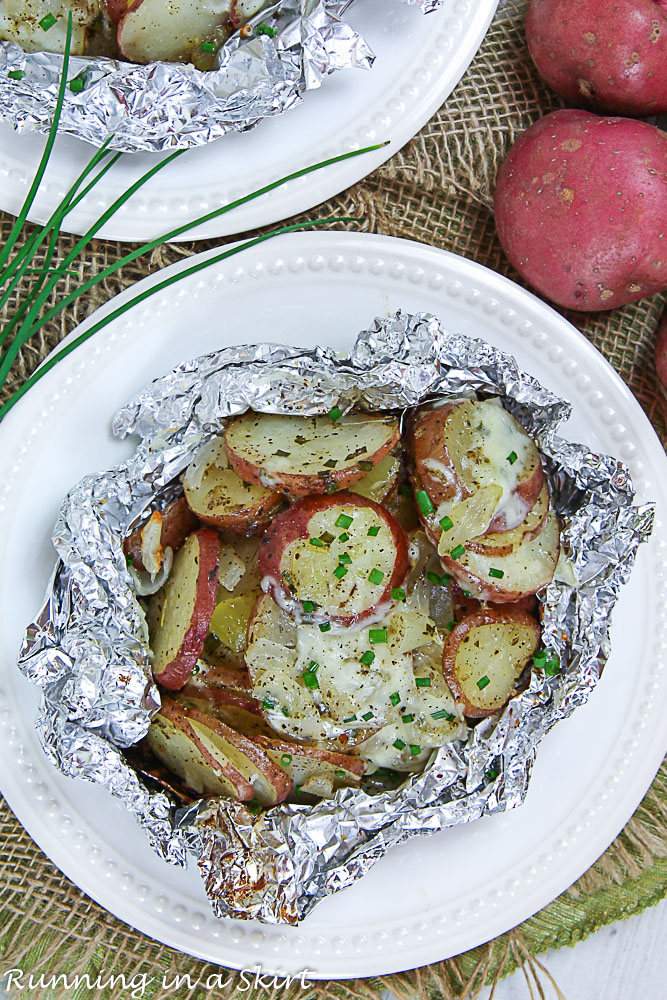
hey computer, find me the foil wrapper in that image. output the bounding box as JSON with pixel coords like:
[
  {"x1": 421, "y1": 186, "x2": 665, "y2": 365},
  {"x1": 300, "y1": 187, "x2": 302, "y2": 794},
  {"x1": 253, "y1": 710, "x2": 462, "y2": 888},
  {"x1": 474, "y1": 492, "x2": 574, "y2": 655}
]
[
  {"x1": 0, "y1": 0, "x2": 440, "y2": 154},
  {"x1": 18, "y1": 310, "x2": 653, "y2": 924}
]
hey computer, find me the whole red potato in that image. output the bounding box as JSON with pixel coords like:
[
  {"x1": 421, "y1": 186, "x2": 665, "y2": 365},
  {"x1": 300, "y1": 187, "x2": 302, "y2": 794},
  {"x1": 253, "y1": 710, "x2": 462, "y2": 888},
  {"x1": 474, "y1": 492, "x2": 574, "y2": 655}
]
[
  {"x1": 494, "y1": 110, "x2": 667, "y2": 311},
  {"x1": 656, "y1": 311, "x2": 667, "y2": 392},
  {"x1": 526, "y1": 0, "x2": 667, "y2": 117}
]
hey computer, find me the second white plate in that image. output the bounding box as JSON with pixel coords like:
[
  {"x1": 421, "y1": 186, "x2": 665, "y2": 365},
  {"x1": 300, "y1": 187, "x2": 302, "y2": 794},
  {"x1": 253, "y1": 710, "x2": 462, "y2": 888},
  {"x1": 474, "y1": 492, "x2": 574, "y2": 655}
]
[
  {"x1": 0, "y1": 0, "x2": 498, "y2": 242},
  {"x1": 0, "y1": 232, "x2": 665, "y2": 978}
]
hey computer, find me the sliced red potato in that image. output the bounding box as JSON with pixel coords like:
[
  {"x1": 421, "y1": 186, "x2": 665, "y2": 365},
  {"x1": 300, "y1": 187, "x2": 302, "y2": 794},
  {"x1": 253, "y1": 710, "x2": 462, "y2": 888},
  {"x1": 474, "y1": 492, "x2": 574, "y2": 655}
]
[
  {"x1": 124, "y1": 496, "x2": 200, "y2": 572},
  {"x1": 145, "y1": 697, "x2": 255, "y2": 800},
  {"x1": 349, "y1": 454, "x2": 401, "y2": 504},
  {"x1": 411, "y1": 400, "x2": 545, "y2": 535},
  {"x1": 147, "y1": 528, "x2": 220, "y2": 690},
  {"x1": 118, "y1": 0, "x2": 247, "y2": 66},
  {"x1": 0, "y1": 1, "x2": 101, "y2": 55},
  {"x1": 184, "y1": 705, "x2": 292, "y2": 805},
  {"x1": 251, "y1": 734, "x2": 366, "y2": 798},
  {"x1": 258, "y1": 493, "x2": 409, "y2": 628},
  {"x1": 441, "y1": 509, "x2": 560, "y2": 604},
  {"x1": 451, "y1": 582, "x2": 538, "y2": 621},
  {"x1": 175, "y1": 679, "x2": 276, "y2": 742},
  {"x1": 464, "y1": 484, "x2": 550, "y2": 558},
  {"x1": 183, "y1": 434, "x2": 283, "y2": 534},
  {"x1": 102, "y1": 0, "x2": 132, "y2": 23},
  {"x1": 224, "y1": 411, "x2": 400, "y2": 497},
  {"x1": 442, "y1": 609, "x2": 540, "y2": 718}
]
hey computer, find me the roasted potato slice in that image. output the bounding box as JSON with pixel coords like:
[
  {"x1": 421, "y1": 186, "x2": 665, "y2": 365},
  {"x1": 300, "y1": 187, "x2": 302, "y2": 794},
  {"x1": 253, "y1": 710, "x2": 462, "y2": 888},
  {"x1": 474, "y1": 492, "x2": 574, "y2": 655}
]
[
  {"x1": 124, "y1": 496, "x2": 199, "y2": 572},
  {"x1": 225, "y1": 411, "x2": 400, "y2": 496},
  {"x1": 258, "y1": 493, "x2": 410, "y2": 628},
  {"x1": 148, "y1": 528, "x2": 220, "y2": 690},
  {"x1": 349, "y1": 454, "x2": 401, "y2": 504},
  {"x1": 185, "y1": 705, "x2": 293, "y2": 805},
  {"x1": 252, "y1": 735, "x2": 366, "y2": 798},
  {"x1": 442, "y1": 509, "x2": 560, "y2": 603},
  {"x1": 442, "y1": 609, "x2": 540, "y2": 718},
  {"x1": 183, "y1": 435, "x2": 283, "y2": 534},
  {"x1": 411, "y1": 400, "x2": 545, "y2": 534},
  {"x1": 0, "y1": 1, "x2": 102, "y2": 55},
  {"x1": 145, "y1": 697, "x2": 255, "y2": 800}
]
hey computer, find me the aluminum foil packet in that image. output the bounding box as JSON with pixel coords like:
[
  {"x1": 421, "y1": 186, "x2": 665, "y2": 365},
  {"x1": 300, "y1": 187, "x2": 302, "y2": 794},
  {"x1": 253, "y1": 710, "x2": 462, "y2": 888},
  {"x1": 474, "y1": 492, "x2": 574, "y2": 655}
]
[
  {"x1": 0, "y1": 0, "x2": 440, "y2": 154},
  {"x1": 18, "y1": 310, "x2": 653, "y2": 924}
]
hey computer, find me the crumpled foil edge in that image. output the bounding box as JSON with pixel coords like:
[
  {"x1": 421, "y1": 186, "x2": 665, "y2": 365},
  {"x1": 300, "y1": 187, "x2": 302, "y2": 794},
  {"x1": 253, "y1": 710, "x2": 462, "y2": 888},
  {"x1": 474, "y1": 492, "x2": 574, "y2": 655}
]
[
  {"x1": 18, "y1": 310, "x2": 653, "y2": 924},
  {"x1": 0, "y1": 0, "x2": 443, "y2": 154}
]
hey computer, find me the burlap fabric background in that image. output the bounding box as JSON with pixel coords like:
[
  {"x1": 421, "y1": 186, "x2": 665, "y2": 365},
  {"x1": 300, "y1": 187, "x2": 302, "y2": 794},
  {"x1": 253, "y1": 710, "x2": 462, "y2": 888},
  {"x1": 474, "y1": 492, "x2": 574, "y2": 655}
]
[{"x1": 1, "y1": 1, "x2": 665, "y2": 996}]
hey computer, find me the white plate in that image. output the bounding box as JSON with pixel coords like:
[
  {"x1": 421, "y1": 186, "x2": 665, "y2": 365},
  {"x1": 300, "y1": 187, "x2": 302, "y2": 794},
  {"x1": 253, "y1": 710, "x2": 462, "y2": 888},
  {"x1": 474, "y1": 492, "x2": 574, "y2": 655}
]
[
  {"x1": 0, "y1": 0, "x2": 498, "y2": 242},
  {"x1": 0, "y1": 232, "x2": 665, "y2": 979}
]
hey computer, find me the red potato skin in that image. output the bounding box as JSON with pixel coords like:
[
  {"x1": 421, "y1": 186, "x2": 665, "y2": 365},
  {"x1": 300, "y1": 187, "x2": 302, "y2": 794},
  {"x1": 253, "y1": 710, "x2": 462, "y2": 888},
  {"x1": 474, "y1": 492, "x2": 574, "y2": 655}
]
[
  {"x1": 103, "y1": 0, "x2": 134, "y2": 23},
  {"x1": 153, "y1": 528, "x2": 221, "y2": 691},
  {"x1": 442, "y1": 608, "x2": 541, "y2": 719},
  {"x1": 656, "y1": 311, "x2": 667, "y2": 393},
  {"x1": 155, "y1": 696, "x2": 256, "y2": 800},
  {"x1": 494, "y1": 110, "x2": 667, "y2": 311},
  {"x1": 451, "y1": 582, "x2": 539, "y2": 620},
  {"x1": 184, "y1": 705, "x2": 294, "y2": 803},
  {"x1": 124, "y1": 496, "x2": 200, "y2": 571},
  {"x1": 526, "y1": 0, "x2": 667, "y2": 117},
  {"x1": 179, "y1": 681, "x2": 260, "y2": 715},
  {"x1": 251, "y1": 733, "x2": 367, "y2": 780},
  {"x1": 197, "y1": 663, "x2": 253, "y2": 692},
  {"x1": 190, "y1": 488, "x2": 285, "y2": 536},
  {"x1": 257, "y1": 492, "x2": 410, "y2": 627}
]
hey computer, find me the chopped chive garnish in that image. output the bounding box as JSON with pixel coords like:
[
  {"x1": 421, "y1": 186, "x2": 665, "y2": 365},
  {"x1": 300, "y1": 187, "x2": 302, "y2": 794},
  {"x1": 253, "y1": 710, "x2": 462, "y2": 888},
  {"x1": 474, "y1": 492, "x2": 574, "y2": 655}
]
[
  {"x1": 201, "y1": 41, "x2": 216, "y2": 52},
  {"x1": 334, "y1": 769, "x2": 346, "y2": 778},
  {"x1": 392, "y1": 588, "x2": 406, "y2": 601},
  {"x1": 325, "y1": 484, "x2": 338, "y2": 494},
  {"x1": 358, "y1": 460, "x2": 373, "y2": 471},
  {"x1": 367, "y1": 525, "x2": 380, "y2": 537},
  {"x1": 426, "y1": 571, "x2": 441, "y2": 584},
  {"x1": 389, "y1": 692, "x2": 400, "y2": 706},
  {"x1": 399, "y1": 483, "x2": 412, "y2": 497},
  {"x1": 450, "y1": 544, "x2": 466, "y2": 560},
  {"x1": 302, "y1": 600, "x2": 316, "y2": 613},
  {"x1": 69, "y1": 74, "x2": 85, "y2": 95},
  {"x1": 462, "y1": 589, "x2": 472, "y2": 597},
  {"x1": 485, "y1": 767, "x2": 499, "y2": 781},
  {"x1": 477, "y1": 676, "x2": 491, "y2": 690},
  {"x1": 416, "y1": 489, "x2": 434, "y2": 515},
  {"x1": 343, "y1": 714, "x2": 357, "y2": 723},
  {"x1": 335, "y1": 513, "x2": 353, "y2": 529},
  {"x1": 281, "y1": 706, "x2": 290, "y2": 717},
  {"x1": 361, "y1": 711, "x2": 374, "y2": 721},
  {"x1": 295, "y1": 784, "x2": 303, "y2": 794},
  {"x1": 393, "y1": 738, "x2": 406, "y2": 750},
  {"x1": 507, "y1": 451, "x2": 518, "y2": 465},
  {"x1": 545, "y1": 658, "x2": 561, "y2": 676},
  {"x1": 368, "y1": 568, "x2": 384, "y2": 585},
  {"x1": 439, "y1": 515, "x2": 453, "y2": 532},
  {"x1": 334, "y1": 564, "x2": 348, "y2": 579},
  {"x1": 8, "y1": 69, "x2": 23, "y2": 81},
  {"x1": 360, "y1": 650, "x2": 375, "y2": 666},
  {"x1": 410, "y1": 745, "x2": 421, "y2": 756},
  {"x1": 281, "y1": 753, "x2": 292, "y2": 766},
  {"x1": 256, "y1": 21, "x2": 278, "y2": 37},
  {"x1": 416, "y1": 677, "x2": 431, "y2": 688},
  {"x1": 125, "y1": 553, "x2": 134, "y2": 566},
  {"x1": 308, "y1": 660, "x2": 319, "y2": 670},
  {"x1": 338, "y1": 552, "x2": 352, "y2": 565},
  {"x1": 319, "y1": 622, "x2": 331, "y2": 633},
  {"x1": 533, "y1": 650, "x2": 548, "y2": 666},
  {"x1": 339, "y1": 532, "x2": 349, "y2": 542},
  {"x1": 489, "y1": 568, "x2": 505, "y2": 579},
  {"x1": 247, "y1": 798, "x2": 261, "y2": 815},
  {"x1": 369, "y1": 628, "x2": 387, "y2": 644},
  {"x1": 431, "y1": 709, "x2": 456, "y2": 721},
  {"x1": 310, "y1": 537, "x2": 325, "y2": 548},
  {"x1": 262, "y1": 698, "x2": 275, "y2": 710},
  {"x1": 401, "y1": 714, "x2": 414, "y2": 724},
  {"x1": 329, "y1": 406, "x2": 342, "y2": 422},
  {"x1": 303, "y1": 668, "x2": 319, "y2": 689},
  {"x1": 40, "y1": 13, "x2": 57, "y2": 30},
  {"x1": 446, "y1": 620, "x2": 457, "y2": 632}
]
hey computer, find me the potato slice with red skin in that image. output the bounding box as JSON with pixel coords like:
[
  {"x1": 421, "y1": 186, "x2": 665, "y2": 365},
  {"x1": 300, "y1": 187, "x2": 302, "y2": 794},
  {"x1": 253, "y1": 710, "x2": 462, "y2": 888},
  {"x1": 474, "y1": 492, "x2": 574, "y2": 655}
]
[
  {"x1": 465, "y1": 484, "x2": 550, "y2": 558},
  {"x1": 451, "y1": 582, "x2": 538, "y2": 621},
  {"x1": 124, "y1": 496, "x2": 199, "y2": 572},
  {"x1": 251, "y1": 734, "x2": 366, "y2": 797},
  {"x1": 145, "y1": 696, "x2": 255, "y2": 800},
  {"x1": 148, "y1": 528, "x2": 220, "y2": 690},
  {"x1": 103, "y1": 0, "x2": 133, "y2": 23},
  {"x1": 183, "y1": 435, "x2": 284, "y2": 534},
  {"x1": 258, "y1": 493, "x2": 409, "y2": 628},
  {"x1": 443, "y1": 609, "x2": 540, "y2": 718},
  {"x1": 185, "y1": 705, "x2": 292, "y2": 805},
  {"x1": 224, "y1": 411, "x2": 400, "y2": 497},
  {"x1": 411, "y1": 401, "x2": 545, "y2": 534},
  {"x1": 442, "y1": 509, "x2": 560, "y2": 604}
]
